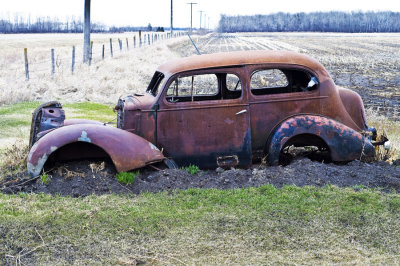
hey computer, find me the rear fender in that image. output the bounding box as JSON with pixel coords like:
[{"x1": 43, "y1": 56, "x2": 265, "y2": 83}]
[
  {"x1": 266, "y1": 115, "x2": 375, "y2": 165},
  {"x1": 27, "y1": 124, "x2": 165, "y2": 177}
]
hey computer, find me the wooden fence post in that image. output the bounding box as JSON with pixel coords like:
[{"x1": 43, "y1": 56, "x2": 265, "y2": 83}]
[
  {"x1": 118, "y1": 39, "x2": 122, "y2": 51},
  {"x1": 71, "y1": 46, "x2": 75, "y2": 74},
  {"x1": 110, "y1": 38, "x2": 113, "y2": 57},
  {"x1": 126, "y1": 38, "x2": 129, "y2": 50},
  {"x1": 102, "y1": 44, "x2": 105, "y2": 60},
  {"x1": 148, "y1": 34, "x2": 150, "y2": 45},
  {"x1": 89, "y1": 41, "x2": 93, "y2": 66},
  {"x1": 139, "y1": 30, "x2": 142, "y2": 47},
  {"x1": 24, "y1": 48, "x2": 29, "y2": 81},
  {"x1": 51, "y1": 48, "x2": 55, "y2": 77},
  {"x1": 134, "y1": 36, "x2": 136, "y2": 48}
]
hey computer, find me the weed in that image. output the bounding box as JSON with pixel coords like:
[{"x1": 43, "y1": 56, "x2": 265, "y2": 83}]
[
  {"x1": 116, "y1": 171, "x2": 138, "y2": 185},
  {"x1": 0, "y1": 140, "x2": 29, "y2": 180},
  {"x1": 183, "y1": 164, "x2": 200, "y2": 175},
  {"x1": 40, "y1": 173, "x2": 50, "y2": 185}
]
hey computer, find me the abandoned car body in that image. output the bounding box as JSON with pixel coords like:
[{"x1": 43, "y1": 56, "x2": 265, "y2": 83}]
[{"x1": 27, "y1": 50, "x2": 384, "y2": 177}]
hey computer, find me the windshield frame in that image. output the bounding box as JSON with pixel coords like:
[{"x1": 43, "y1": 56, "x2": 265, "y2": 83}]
[{"x1": 146, "y1": 71, "x2": 165, "y2": 96}]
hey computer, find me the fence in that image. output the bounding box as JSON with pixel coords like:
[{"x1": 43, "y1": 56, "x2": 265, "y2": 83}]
[{"x1": 22, "y1": 31, "x2": 186, "y2": 81}]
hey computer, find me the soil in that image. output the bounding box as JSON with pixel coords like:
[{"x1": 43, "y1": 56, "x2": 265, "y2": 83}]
[{"x1": 1, "y1": 158, "x2": 400, "y2": 196}]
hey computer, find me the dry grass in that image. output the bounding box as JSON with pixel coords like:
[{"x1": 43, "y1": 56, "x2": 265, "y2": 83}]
[
  {"x1": 0, "y1": 32, "x2": 185, "y2": 105},
  {"x1": 0, "y1": 139, "x2": 29, "y2": 178},
  {"x1": 366, "y1": 109, "x2": 400, "y2": 160}
]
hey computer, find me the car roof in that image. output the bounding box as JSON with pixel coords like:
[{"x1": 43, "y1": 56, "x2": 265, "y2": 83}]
[{"x1": 157, "y1": 50, "x2": 326, "y2": 76}]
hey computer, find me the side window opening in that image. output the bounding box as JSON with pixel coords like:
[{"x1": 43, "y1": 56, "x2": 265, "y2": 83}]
[
  {"x1": 166, "y1": 73, "x2": 242, "y2": 102},
  {"x1": 251, "y1": 68, "x2": 318, "y2": 96}
]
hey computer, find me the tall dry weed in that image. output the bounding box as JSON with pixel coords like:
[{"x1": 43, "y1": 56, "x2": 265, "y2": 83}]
[{"x1": 0, "y1": 139, "x2": 29, "y2": 179}]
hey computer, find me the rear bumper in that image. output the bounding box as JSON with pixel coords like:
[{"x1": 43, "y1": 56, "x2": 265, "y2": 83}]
[{"x1": 364, "y1": 126, "x2": 390, "y2": 150}]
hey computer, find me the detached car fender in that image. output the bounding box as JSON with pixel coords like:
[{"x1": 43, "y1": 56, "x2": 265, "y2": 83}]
[
  {"x1": 266, "y1": 115, "x2": 375, "y2": 165},
  {"x1": 27, "y1": 124, "x2": 165, "y2": 177}
]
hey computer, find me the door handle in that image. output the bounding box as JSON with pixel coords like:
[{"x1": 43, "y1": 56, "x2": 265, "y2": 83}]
[{"x1": 236, "y1": 109, "x2": 247, "y2": 115}]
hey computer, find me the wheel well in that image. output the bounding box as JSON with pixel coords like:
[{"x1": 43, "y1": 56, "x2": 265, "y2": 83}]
[
  {"x1": 45, "y1": 142, "x2": 114, "y2": 168},
  {"x1": 279, "y1": 133, "x2": 331, "y2": 164}
]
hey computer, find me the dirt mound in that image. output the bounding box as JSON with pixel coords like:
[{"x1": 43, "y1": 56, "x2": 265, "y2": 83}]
[{"x1": 1, "y1": 158, "x2": 400, "y2": 196}]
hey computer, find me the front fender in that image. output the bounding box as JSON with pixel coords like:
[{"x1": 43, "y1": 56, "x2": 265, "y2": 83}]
[
  {"x1": 266, "y1": 115, "x2": 375, "y2": 165},
  {"x1": 27, "y1": 124, "x2": 165, "y2": 177}
]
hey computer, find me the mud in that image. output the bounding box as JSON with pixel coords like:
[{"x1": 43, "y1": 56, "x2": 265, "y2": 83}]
[{"x1": 1, "y1": 158, "x2": 400, "y2": 196}]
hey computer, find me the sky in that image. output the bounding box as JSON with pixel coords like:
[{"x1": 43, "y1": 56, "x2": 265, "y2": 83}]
[{"x1": 1, "y1": 0, "x2": 400, "y2": 29}]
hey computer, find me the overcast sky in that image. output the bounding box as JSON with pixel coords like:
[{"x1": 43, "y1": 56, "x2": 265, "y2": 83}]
[{"x1": 1, "y1": 0, "x2": 399, "y2": 29}]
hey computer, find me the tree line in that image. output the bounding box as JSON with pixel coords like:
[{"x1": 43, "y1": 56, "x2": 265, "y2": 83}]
[
  {"x1": 218, "y1": 11, "x2": 400, "y2": 33},
  {"x1": 0, "y1": 15, "x2": 169, "y2": 33}
]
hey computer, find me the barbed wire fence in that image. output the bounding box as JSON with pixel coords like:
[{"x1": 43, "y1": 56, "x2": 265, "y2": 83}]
[{"x1": 21, "y1": 31, "x2": 186, "y2": 81}]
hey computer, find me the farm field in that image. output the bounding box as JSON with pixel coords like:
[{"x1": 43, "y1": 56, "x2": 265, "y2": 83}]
[{"x1": 1, "y1": 32, "x2": 400, "y2": 264}]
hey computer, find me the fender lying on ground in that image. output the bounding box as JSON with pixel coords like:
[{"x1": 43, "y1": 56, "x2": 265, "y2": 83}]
[
  {"x1": 266, "y1": 115, "x2": 375, "y2": 165},
  {"x1": 27, "y1": 123, "x2": 165, "y2": 177}
]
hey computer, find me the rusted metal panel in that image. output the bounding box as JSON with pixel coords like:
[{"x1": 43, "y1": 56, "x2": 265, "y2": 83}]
[
  {"x1": 266, "y1": 115, "x2": 375, "y2": 165},
  {"x1": 27, "y1": 124, "x2": 165, "y2": 177},
  {"x1": 64, "y1": 119, "x2": 104, "y2": 126},
  {"x1": 157, "y1": 50, "x2": 327, "y2": 77}
]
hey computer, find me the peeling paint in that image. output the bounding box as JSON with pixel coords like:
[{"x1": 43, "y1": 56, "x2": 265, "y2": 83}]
[
  {"x1": 27, "y1": 153, "x2": 48, "y2": 177},
  {"x1": 78, "y1": 131, "x2": 91, "y2": 143},
  {"x1": 50, "y1": 146, "x2": 58, "y2": 152}
]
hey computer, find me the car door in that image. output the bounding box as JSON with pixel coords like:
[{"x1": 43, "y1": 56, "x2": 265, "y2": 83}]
[
  {"x1": 247, "y1": 65, "x2": 322, "y2": 157},
  {"x1": 156, "y1": 69, "x2": 252, "y2": 168}
]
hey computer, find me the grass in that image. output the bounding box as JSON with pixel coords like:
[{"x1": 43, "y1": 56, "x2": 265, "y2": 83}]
[
  {"x1": 40, "y1": 173, "x2": 50, "y2": 185},
  {"x1": 182, "y1": 164, "x2": 200, "y2": 175},
  {"x1": 115, "y1": 171, "x2": 138, "y2": 185},
  {"x1": 1, "y1": 185, "x2": 400, "y2": 264}
]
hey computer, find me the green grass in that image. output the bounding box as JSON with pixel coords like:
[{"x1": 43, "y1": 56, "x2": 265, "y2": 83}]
[
  {"x1": 182, "y1": 164, "x2": 200, "y2": 175},
  {"x1": 115, "y1": 171, "x2": 138, "y2": 185},
  {"x1": 1, "y1": 185, "x2": 400, "y2": 264},
  {"x1": 40, "y1": 173, "x2": 50, "y2": 185},
  {"x1": 0, "y1": 101, "x2": 115, "y2": 142}
]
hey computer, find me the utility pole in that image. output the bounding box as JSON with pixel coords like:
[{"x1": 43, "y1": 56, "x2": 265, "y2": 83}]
[
  {"x1": 83, "y1": 0, "x2": 91, "y2": 63},
  {"x1": 187, "y1": 2, "x2": 197, "y2": 32},
  {"x1": 170, "y1": 0, "x2": 173, "y2": 35},
  {"x1": 199, "y1": 10, "x2": 204, "y2": 29}
]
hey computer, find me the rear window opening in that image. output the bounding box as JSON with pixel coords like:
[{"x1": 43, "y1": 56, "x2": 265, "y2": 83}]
[{"x1": 251, "y1": 68, "x2": 318, "y2": 96}]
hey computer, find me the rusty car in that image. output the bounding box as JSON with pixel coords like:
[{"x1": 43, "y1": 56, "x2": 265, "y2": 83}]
[{"x1": 27, "y1": 50, "x2": 387, "y2": 177}]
